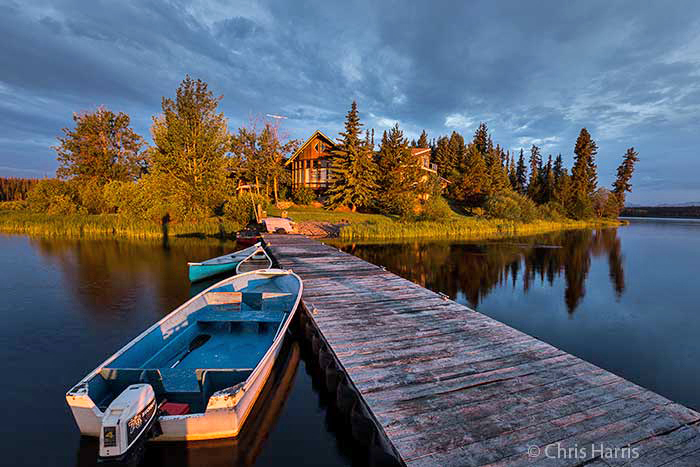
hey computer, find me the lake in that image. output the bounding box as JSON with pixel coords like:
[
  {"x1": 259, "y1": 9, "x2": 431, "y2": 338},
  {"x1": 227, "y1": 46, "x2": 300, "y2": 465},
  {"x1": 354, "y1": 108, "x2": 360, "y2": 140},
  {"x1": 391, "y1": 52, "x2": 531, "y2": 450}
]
[{"x1": 1, "y1": 217, "x2": 698, "y2": 466}]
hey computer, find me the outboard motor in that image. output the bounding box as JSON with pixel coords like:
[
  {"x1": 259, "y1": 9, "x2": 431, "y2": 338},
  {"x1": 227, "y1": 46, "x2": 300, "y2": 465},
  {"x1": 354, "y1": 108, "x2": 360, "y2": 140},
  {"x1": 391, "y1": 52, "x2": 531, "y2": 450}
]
[{"x1": 99, "y1": 384, "x2": 157, "y2": 462}]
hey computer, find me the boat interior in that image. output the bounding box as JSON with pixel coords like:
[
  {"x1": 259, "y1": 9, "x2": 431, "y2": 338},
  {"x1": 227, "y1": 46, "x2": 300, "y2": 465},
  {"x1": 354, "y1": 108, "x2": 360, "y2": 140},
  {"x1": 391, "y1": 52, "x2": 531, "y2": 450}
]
[{"x1": 81, "y1": 273, "x2": 299, "y2": 415}]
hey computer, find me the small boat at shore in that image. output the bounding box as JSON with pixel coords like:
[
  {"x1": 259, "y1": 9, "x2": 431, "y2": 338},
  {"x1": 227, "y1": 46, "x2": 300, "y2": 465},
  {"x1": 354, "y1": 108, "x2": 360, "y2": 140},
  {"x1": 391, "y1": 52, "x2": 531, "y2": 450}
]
[
  {"x1": 66, "y1": 269, "x2": 302, "y2": 461},
  {"x1": 188, "y1": 243, "x2": 262, "y2": 282}
]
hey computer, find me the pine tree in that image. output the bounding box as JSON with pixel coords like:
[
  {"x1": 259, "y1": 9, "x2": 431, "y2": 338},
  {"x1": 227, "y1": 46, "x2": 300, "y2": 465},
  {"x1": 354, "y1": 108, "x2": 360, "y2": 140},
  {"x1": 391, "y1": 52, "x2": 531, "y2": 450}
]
[
  {"x1": 433, "y1": 136, "x2": 452, "y2": 177},
  {"x1": 326, "y1": 101, "x2": 378, "y2": 211},
  {"x1": 508, "y1": 155, "x2": 517, "y2": 190},
  {"x1": 542, "y1": 155, "x2": 555, "y2": 203},
  {"x1": 570, "y1": 128, "x2": 598, "y2": 218},
  {"x1": 515, "y1": 149, "x2": 527, "y2": 194},
  {"x1": 552, "y1": 154, "x2": 570, "y2": 205},
  {"x1": 572, "y1": 128, "x2": 598, "y2": 197},
  {"x1": 416, "y1": 130, "x2": 429, "y2": 148},
  {"x1": 473, "y1": 123, "x2": 489, "y2": 155},
  {"x1": 375, "y1": 123, "x2": 421, "y2": 214},
  {"x1": 455, "y1": 143, "x2": 488, "y2": 204},
  {"x1": 612, "y1": 147, "x2": 639, "y2": 213},
  {"x1": 527, "y1": 145, "x2": 541, "y2": 202},
  {"x1": 486, "y1": 144, "x2": 509, "y2": 195}
]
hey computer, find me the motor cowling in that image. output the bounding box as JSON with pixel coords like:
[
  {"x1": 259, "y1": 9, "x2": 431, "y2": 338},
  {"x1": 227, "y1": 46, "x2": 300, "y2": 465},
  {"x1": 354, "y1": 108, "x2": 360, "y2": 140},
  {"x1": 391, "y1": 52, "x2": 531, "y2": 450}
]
[{"x1": 99, "y1": 384, "x2": 157, "y2": 461}]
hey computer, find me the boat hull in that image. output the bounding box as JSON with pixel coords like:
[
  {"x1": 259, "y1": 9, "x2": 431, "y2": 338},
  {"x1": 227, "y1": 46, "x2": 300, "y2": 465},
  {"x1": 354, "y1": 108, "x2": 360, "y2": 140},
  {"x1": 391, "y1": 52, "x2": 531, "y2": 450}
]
[
  {"x1": 67, "y1": 269, "x2": 302, "y2": 442},
  {"x1": 155, "y1": 334, "x2": 282, "y2": 441},
  {"x1": 188, "y1": 262, "x2": 238, "y2": 282}
]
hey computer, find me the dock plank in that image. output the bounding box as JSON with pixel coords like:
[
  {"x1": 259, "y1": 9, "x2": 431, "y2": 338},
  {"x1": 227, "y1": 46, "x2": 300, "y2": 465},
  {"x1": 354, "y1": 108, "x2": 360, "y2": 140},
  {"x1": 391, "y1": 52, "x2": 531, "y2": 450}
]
[{"x1": 264, "y1": 234, "x2": 700, "y2": 466}]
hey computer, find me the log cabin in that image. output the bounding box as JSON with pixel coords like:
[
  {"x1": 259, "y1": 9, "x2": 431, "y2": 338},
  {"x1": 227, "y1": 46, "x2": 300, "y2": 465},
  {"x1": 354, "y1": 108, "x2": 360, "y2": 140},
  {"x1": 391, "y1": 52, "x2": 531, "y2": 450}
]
[
  {"x1": 285, "y1": 130, "x2": 335, "y2": 191},
  {"x1": 286, "y1": 130, "x2": 448, "y2": 194}
]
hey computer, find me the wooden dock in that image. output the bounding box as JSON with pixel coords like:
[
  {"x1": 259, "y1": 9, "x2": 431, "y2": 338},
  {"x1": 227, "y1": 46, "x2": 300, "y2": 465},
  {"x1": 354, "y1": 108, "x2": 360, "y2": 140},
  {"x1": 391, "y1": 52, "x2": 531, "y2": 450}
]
[{"x1": 263, "y1": 234, "x2": 700, "y2": 466}]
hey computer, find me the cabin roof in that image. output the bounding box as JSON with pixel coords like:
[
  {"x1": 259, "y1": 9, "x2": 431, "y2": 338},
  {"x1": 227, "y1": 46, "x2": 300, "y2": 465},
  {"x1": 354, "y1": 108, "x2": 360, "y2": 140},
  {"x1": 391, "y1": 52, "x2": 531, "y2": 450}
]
[
  {"x1": 285, "y1": 130, "x2": 336, "y2": 166},
  {"x1": 410, "y1": 147, "x2": 431, "y2": 157}
]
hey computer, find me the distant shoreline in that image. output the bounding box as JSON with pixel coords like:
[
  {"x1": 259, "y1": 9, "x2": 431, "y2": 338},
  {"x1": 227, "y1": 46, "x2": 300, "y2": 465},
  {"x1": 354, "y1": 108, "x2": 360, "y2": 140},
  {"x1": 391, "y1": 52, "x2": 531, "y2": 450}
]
[{"x1": 622, "y1": 206, "x2": 700, "y2": 219}]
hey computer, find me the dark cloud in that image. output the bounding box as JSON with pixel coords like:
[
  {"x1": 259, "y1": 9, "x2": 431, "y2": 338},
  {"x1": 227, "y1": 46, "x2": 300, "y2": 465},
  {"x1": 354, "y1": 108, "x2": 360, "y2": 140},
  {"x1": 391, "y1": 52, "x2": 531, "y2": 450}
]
[{"x1": 1, "y1": 0, "x2": 699, "y2": 203}]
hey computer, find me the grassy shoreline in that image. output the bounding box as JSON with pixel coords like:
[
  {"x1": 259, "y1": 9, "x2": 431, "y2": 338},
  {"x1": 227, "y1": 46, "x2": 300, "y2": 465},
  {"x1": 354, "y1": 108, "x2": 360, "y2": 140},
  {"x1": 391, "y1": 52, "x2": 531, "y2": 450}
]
[
  {"x1": 0, "y1": 205, "x2": 623, "y2": 242},
  {"x1": 0, "y1": 210, "x2": 243, "y2": 240}
]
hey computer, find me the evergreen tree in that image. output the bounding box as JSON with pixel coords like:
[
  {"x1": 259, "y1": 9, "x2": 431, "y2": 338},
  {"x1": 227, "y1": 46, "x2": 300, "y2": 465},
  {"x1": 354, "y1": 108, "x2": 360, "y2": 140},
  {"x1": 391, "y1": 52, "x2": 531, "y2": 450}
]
[
  {"x1": 486, "y1": 144, "x2": 509, "y2": 195},
  {"x1": 376, "y1": 123, "x2": 421, "y2": 214},
  {"x1": 455, "y1": 143, "x2": 488, "y2": 204},
  {"x1": 508, "y1": 155, "x2": 517, "y2": 190},
  {"x1": 570, "y1": 128, "x2": 598, "y2": 218},
  {"x1": 433, "y1": 136, "x2": 452, "y2": 177},
  {"x1": 55, "y1": 106, "x2": 146, "y2": 184},
  {"x1": 446, "y1": 131, "x2": 466, "y2": 198},
  {"x1": 473, "y1": 123, "x2": 489, "y2": 155},
  {"x1": 612, "y1": 147, "x2": 639, "y2": 212},
  {"x1": 552, "y1": 154, "x2": 570, "y2": 205},
  {"x1": 571, "y1": 128, "x2": 598, "y2": 197},
  {"x1": 527, "y1": 145, "x2": 541, "y2": 201},
  {"x1": 326, "y1": 101, "x2": 378, "y2": 211},
  {"x1": 416, "y1": 130, "x2": 429, "y2": 148},
  {"x1": 542, "y1": 155, "x2": 555, "y2": 203},
  {"x1": 515, "y1": 149, "x2": 527, "y2": 194}
]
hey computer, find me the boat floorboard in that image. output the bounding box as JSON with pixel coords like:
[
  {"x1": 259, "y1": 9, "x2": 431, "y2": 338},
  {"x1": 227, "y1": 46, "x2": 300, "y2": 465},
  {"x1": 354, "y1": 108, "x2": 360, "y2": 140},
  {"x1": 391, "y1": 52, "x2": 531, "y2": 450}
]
[{"x1": 263, "y1": 234, "x2": 700, "y2": 466}]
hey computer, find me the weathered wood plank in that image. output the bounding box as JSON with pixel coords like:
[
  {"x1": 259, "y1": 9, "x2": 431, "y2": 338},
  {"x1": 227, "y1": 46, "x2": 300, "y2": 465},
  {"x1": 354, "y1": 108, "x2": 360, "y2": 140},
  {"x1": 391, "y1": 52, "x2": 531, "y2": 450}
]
[{"x1": 263, "y1": 234, "x2": 700, "y2": 466}]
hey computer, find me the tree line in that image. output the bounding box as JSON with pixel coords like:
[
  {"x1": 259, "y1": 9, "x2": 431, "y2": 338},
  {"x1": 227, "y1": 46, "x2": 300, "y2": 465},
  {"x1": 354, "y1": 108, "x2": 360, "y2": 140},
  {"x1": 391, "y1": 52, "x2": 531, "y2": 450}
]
[
  {"x1": 0, "y1": 177, "x2": 39, "y2": 201},
  {"x1": 19, "y1": 75, "x2": 638, "y2": 225}
]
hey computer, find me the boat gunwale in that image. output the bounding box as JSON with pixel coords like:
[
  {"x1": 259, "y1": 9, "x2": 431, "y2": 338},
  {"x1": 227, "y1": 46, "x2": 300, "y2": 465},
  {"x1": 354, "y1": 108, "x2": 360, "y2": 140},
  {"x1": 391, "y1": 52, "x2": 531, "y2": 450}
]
[
  {"x1": 187, "y1": 242, "x2": 262, "y2": 267},
  {"x1": 235, "y1": 245, "x2": 273, "y2": 275}
]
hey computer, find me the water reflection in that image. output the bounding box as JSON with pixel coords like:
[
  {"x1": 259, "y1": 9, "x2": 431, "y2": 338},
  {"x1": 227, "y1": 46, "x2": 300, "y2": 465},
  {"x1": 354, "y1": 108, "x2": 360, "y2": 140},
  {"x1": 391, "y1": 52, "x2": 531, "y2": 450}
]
[{"x1": 337, "y1": 228, "x2": 625, "y2": 314}]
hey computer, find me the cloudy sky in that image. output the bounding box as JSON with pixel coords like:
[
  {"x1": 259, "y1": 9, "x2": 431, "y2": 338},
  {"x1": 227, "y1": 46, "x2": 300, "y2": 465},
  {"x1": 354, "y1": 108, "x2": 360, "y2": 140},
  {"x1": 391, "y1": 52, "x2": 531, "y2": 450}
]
[{"x1": 2, "y1": 0, "x2": 699, "y2": 203}]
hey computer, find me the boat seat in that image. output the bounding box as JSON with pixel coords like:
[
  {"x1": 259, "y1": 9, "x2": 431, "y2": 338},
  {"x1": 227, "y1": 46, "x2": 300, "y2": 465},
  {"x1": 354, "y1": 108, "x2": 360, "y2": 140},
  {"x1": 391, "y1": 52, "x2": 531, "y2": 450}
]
[
  {"x1": 196, "y1": 305, "x2": 285, "y2": 323},
  {"x1": 158, "y1": 368, "x2": 201, "y2": 393},
  {"x1": 198, "y1": 368, "x2": 254, "y2": 404},
  {"x1": 99, "y1": 368, "x2": 165, "y2": 395}
]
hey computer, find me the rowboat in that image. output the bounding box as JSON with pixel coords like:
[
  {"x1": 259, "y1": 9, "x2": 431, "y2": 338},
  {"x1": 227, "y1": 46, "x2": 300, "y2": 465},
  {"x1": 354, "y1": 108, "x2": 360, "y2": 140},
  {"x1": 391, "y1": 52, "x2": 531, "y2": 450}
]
[
  {"x1": 188, "y1": 243, "x2": 262, "y2": 282},
  {"x1": 236, "y1": 245, "x2": 273, "y2": 274},
  {"x1": 66, "y1": 269, "x2": 302, "y2": 461}
]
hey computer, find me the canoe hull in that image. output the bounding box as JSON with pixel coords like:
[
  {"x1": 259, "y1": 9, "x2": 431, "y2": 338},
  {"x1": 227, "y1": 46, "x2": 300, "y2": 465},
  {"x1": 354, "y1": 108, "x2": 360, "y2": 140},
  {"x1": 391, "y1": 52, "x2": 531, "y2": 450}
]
[{"x1": 188, "y1": 262, "x2": 238, "y2": 282}]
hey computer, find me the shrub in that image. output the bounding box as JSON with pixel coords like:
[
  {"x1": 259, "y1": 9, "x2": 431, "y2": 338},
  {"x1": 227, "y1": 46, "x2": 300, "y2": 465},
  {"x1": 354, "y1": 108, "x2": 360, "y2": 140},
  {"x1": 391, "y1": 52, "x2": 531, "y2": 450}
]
[
  {"x1": 76, "y1": 178, "x2": 108, "y2": 214},
  {"x1": 419, "y1": 196, "x2": 452, "y2": 221},
  {"x1": 377, "y1": 191, "x2": 417, "y2": 220},
  {"x1": 537, "y1": 201, "x2": 566, "y2": 220},
  {"x1": 292, "y1": 186, "x2": 315, "y2": 205},
  {"x1": 223, "y1": 194, "x2": 269, "y2": 225},
  {"x1": 484, "y1": 191, "x2": 537, "y2": 222},
  {"x1": 26, "y1": 179, "x2": 79, "y2": 214},
  {"x1": 568, "y1": 195, "x2": 594, "y2": 220},
  {"x1": 0, "y1": 200, "x2": 27, "y2": 211}
]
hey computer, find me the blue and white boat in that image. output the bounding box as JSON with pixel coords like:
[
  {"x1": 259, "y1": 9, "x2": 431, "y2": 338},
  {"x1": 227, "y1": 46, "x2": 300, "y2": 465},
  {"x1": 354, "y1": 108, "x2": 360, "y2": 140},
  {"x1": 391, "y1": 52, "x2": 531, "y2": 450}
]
[
  {"x1": 188, "y1": 243, "x2": 271, "y2": 282},
  {"x1": 66, "y1": 268, "x2": 302, "y2": 460}
]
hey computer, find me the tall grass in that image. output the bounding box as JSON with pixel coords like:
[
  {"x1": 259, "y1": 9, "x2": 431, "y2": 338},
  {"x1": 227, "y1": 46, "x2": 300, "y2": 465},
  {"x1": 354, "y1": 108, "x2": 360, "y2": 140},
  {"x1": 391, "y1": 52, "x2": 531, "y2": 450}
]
[
  {"x1": 0, "y1": 210, "x2": 242, "y2": 240},
  {"x1": 339, "y1": 217, "x2": 623, "y2": 241}
]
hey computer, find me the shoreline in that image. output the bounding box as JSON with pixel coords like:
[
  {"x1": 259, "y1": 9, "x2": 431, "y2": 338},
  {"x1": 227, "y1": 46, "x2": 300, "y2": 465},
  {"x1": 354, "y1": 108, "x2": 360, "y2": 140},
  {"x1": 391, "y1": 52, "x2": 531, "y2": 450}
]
[{"x1": 0, "y1": 209, "x2": 623, "y2": 242}]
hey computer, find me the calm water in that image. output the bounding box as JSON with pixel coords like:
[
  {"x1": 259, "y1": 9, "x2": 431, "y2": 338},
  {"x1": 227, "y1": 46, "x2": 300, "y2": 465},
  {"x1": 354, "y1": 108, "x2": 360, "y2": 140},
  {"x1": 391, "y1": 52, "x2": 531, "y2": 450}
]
[
  {"x1": 1, "y1": 218, "x2": 699, "y2": 466},
  {"x1": 0, "y1": 237, "x2": 361, "y2": 467},
  {"x1": 334, "y1": 218, "x2": 700, "y2": 413}
]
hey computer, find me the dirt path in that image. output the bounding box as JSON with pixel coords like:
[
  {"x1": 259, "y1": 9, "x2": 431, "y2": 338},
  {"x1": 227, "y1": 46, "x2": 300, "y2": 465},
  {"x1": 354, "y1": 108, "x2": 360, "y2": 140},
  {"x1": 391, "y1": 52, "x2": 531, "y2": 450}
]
[{"x1": 294, "y1": 221, "x2": 347, "y2": 238}]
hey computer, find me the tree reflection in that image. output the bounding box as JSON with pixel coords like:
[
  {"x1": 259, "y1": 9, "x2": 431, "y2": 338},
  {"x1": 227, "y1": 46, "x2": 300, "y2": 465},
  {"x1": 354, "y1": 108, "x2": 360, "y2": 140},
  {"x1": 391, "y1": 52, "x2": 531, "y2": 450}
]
[{"x1": 340, "y1": 227, "x2": 626, "y2": 314}]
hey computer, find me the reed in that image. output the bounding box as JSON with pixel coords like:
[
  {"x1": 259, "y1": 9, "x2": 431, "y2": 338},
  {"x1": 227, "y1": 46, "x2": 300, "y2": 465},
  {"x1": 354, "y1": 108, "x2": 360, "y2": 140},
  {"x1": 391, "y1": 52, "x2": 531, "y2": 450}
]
[
  {"x1": 0, "y1": 211, "x2": 243, "y2": 240},
  {"x1": 339, "y1": 217, "x2": 623, "y2": 241}
]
